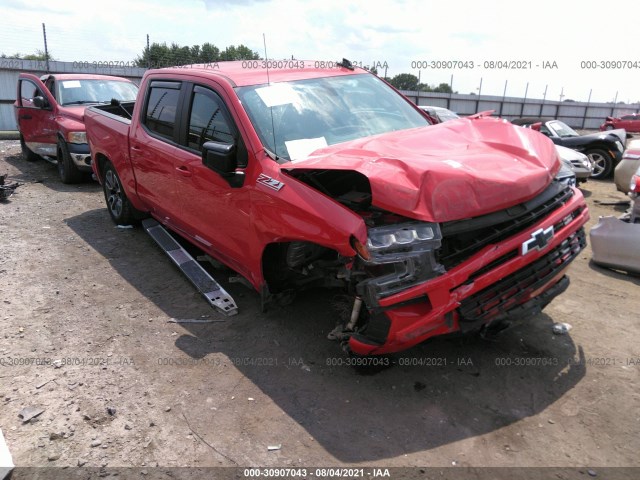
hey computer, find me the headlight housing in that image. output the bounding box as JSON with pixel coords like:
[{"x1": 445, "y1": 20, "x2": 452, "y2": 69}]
[
  {"x1": 67, "y1": 131, "x2": 87, "y2": 144},
  {"x1": 356, "y1": 221, "x2": 445, "y2": 305}
]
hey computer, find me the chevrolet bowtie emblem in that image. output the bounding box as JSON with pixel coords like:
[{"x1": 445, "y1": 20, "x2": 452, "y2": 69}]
[{"x1": 521, "y1": 226, "x2": 555, "y2": 255}]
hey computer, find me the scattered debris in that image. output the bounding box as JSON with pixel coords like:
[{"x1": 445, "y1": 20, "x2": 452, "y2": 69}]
[
  {"x1": 593, "y1": 199, "x2": 630, "y2": 206},
  {"x1": 167, "y1": 318, "x2": 225, "y2": 324},
  {"x1": 35, "y1": 379, "x2": 52, "y2": 390},
  {"x1": 0, "y1": 175, "x2": 21, "y2": 201},
  {"x1": 52, "y1": 359, "x2": 62, "y2": 369},
  {"x1": 552, "y1": 323, "x2": 573, "y2": 335},
  {"x1": 165, "y1": 407, "x2": 171, "y2": 412},
  {"x1": 77, "y1": 459, "x2": 87, "y2": 467},
  {"x1": 124, "y1": 424, "x2": 132, "y2": 431},
  {"x1": 18, "y1": 406, "x2": 45, "y2": 423},
  {"x1": 106, "y1": 407, "x2": 116, "y2": 416},
  {"x1": 548, "y1": 419, "x2": 556, "y2": 424},
  {"x1": 588, "y1": 469, "x2": 597, "y2": 477},
  {"x1": 90, "y1": 439, "x2": 102, "y2": 448},
  {"x1": 116, "y1": 225, "x2": 134, "y2": 229},
  {"x1": 267, "y1": 444, "x2": 282, "y2": 451},
  {"x1": 47, "y1": 453, "x2": 60, "y2": 462}
]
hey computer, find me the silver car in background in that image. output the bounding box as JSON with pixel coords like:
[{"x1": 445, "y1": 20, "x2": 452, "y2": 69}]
[
  {"x1": 556, "y1": 145, "x2": 593, "y2": 184},
  {"x1": 591, "y1": 165, "x2": 640, "y2": 274}
]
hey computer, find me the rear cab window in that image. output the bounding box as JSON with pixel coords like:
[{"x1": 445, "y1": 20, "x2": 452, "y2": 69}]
[{"x1": 142, "y1": 80, "x2": 182, "y2": 142}]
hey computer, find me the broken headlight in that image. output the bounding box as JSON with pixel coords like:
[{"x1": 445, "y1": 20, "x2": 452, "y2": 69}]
[{"x1": 356, "y1": 222, "x2": 445, "y2": 305}]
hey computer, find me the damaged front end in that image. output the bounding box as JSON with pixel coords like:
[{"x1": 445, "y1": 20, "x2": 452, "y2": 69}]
[{"x1": 294, "y1": 174, "x2": 589, "y2": 356}]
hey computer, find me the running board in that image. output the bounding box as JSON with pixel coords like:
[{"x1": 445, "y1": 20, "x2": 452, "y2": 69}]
[{"x1": 142, "y1": 219, "x2": 238, "y2": 316}]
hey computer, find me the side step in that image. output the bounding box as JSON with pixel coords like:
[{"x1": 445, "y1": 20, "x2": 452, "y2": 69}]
[{"x1": 142, "y1": 219, "x2": 238, "y2": 316}]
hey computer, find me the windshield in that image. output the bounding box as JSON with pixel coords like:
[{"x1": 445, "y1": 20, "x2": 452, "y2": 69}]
[
  {"x1": 236, "y1": 74, "x2": 429, "y2": 161},
  {"x1": 436, "y1": 109, "x2": 459, "y2": 122},
  {"x1": 57, "y1": 79, "x2": 138, "y2": 106},
  {"x1": 548, "y1": 120, "x2": 579, "y2": 138}
]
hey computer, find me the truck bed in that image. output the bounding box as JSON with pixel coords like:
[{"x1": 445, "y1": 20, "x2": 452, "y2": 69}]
[{"x1": 88, "y1": 101, "x2": 135, "y2": 123}]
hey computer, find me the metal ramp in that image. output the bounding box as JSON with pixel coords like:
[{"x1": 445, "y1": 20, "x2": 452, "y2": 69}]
[{"x1": 142, "y1": 219, "x2": 238, "y2": 316}]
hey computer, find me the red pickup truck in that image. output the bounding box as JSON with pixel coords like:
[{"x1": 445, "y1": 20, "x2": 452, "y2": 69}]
[
  {"x1": 14, "y1": 73, "x2": 138, "y2": 183},
  {"x1": 85, "y1": 61, "x2": 589, "y2": 356}
]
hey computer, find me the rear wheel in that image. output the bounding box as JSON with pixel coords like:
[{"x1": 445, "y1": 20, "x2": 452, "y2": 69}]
[
  {"x1": 57, "y1": 139, "x2": 83, "y2": 184},
  {"x1": 587, "y1": 149, "x2": 613, "y2": 179},
  {"x1": 102, "y1": 161, "x2": 135, "y2": 225},
  {"x1": 19, "y1": 134, "x2": 39, "y2": 161}
]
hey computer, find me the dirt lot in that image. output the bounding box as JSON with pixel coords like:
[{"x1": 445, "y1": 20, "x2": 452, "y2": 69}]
[{"x1": 1, "y1": 139, "x2": 639, "y2": 477}]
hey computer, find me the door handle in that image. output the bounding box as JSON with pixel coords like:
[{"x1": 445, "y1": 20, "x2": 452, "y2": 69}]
[
  {"x1": 19, "y1": 114, "x2": 32, "y2": 120},
  {"x1": 175, "y1": 166, "x2": 192, "y2": 177}
]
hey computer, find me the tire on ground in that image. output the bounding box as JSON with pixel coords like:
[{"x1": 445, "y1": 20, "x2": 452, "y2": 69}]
[
  {"x1": 57, "y1": 138, "x2": 83, "y2": 184},
  {"x1": 587, "y1": 149, "x2": 614, "y2": 179},
  {"x1": 101, "y1": 161, "x2": 136, "y2": 225}
]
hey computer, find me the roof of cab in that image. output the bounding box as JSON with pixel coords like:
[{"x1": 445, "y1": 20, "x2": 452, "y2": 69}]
[
  {"x1": 41, "y1": 74, "x2": 136, "y2": 82},
  {"x1": 149, "y1": 60, "x2": 368, "y2": 87}
]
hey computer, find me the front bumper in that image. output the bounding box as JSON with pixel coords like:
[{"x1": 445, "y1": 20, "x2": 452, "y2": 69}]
[
  {"x1": 349, "y1": 189, "x2": 589, "y2": 355},
  {"x1": 67, "y1": 143, "x2": 93, "y2": 172}
]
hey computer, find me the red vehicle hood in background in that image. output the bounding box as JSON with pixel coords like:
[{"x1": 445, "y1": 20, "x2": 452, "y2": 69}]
[
  {"x1": 283, "y1": 117, "x2": 560, "y2": 223},
  {"x1": 57, "y1": 106, "x2": 86, "y2": 122}
]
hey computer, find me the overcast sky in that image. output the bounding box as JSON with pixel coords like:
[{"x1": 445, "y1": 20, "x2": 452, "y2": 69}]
[{"x1": 1, "y1": 0, "x2": 639, "y2": 104}]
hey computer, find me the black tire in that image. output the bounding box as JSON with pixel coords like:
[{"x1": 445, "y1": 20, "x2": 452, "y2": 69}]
[
  {"x1": 57, "y1": 139, "x2": 83, "y2": 184},
  {"x1": 102, "y1": 161, "x2": 136, "y2": 225},
  {"x1": 587, "y1": 149, "x2": 614, "y2": 179},
  {"x1": 19, "y1": 134, "x2": 39, "y2": 161}
]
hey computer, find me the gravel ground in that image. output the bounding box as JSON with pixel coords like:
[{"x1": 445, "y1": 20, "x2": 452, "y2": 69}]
[{"x1": 0, "y1": 139, "x2": 639, "y2": 479}]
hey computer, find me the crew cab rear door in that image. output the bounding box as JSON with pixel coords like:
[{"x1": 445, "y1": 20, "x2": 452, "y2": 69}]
[
  {"x1": 15, "y1": 74, "x2": 57, "y2": 154},
  {"x1": 170, "y1": 82, "x2": 254, "y2": 278},
  {"x1": 129, "y1": 79, "x2": 184, "y2": 222}
]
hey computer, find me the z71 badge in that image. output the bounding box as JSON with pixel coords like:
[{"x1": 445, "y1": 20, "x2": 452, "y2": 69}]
[{"x1": 257, "y1": 174, "x2": 285, "y2": 191}]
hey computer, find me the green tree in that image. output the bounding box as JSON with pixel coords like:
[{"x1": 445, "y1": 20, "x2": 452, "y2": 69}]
[
  {"x1": 1, "y1": 49, "x2": 54, "y2": 60},
  {"x1": 134, "y1": 42, "x2": 260, "y2": 67},
  {"x1": 389, "y1": 73, "x2": 420, "y2": 91}
]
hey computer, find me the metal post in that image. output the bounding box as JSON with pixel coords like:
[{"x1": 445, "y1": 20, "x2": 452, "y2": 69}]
[
  {"x1": 476, "y1": 77, "x2": 482, "y2": 113},
  {"x1": 146, "y1": 34, "x2": 150, "y2": 68},
  {"x1": 540, "y1": 84, "x2": 548, "y2": 116},
  {"x1": 557, "y1": 87, "x2": 563, "y2": 118},
  {"x1": 42, "y1": 23, "x2": 50, "y2": 73},
  {"x1": 499, "y1": 80, "x2": 507, "y2": 117},
  {"x1": 612, "y1": 91, "x2": 618, "y2": 117},
  {"x1": 520, "y1": 82, "x2": 528, "y2": 117},
  {"x1": 582, "y1": 89, "x2": 592, "y2": 129},
  {"x1": 449, "y1": 74, "x2": 453, "y2": 110}
]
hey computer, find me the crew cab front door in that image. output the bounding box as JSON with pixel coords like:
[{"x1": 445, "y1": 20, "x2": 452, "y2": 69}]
[
  {"x1": 171, "y1": 83, "x2": 255, "y2": 280},
  {"x1": 15, "y1": 74, "x2": 57, "y2": 156}
]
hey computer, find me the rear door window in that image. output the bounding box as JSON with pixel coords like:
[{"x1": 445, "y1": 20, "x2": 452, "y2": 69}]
[{"x1": 143, "y1": 81, "x2": 181, "y2": 141}]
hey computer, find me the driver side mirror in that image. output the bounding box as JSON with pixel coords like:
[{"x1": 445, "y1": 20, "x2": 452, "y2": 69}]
[
  {"x1": 202, "y1": 141, "x2": 244, "y2": 188},
  {"x1": 33, "y1": 96, "x2": 49, "y2": 109}
]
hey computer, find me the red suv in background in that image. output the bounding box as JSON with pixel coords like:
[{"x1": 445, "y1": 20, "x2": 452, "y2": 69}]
[{"x1": 14, "y1": 73, "x2": 138, "y2": 183}]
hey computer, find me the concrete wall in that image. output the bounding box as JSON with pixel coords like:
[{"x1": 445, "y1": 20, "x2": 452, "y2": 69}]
[{"x1": 402, "y1": 90, "x2": 640, "y2": 130}]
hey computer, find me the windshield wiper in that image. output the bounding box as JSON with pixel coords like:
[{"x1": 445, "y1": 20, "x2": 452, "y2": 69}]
[{"x1": 63, "y1": 100, "x2": 99, "y2": 106}]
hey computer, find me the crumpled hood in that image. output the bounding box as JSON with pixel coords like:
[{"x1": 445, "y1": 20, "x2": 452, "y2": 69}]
[{"x1": 283, "y1": 117, "x2": 559, "y2": 222}]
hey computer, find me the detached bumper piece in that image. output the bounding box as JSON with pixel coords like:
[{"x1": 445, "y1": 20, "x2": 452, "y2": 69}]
[
  {"x1": 459, "y1": 227, "x2": 586, "y2": 331},
  {"x1": 142, "y1": 219, "x2": 238, "y2": 316},
  {"x1": 591, "y1": 216, "x2": 640, "y2": 274}
]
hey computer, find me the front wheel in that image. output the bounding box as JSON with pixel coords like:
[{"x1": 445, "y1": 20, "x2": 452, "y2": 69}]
[
  {"x1": 587, "y1": 149, "x2": 613, "y2": 179},
  {"x1": 102, "y1": 162, "x2": 136, "y2": 225},
  {"x1": 57, "y1": 139, "x2": 83, "y2": 184}
]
